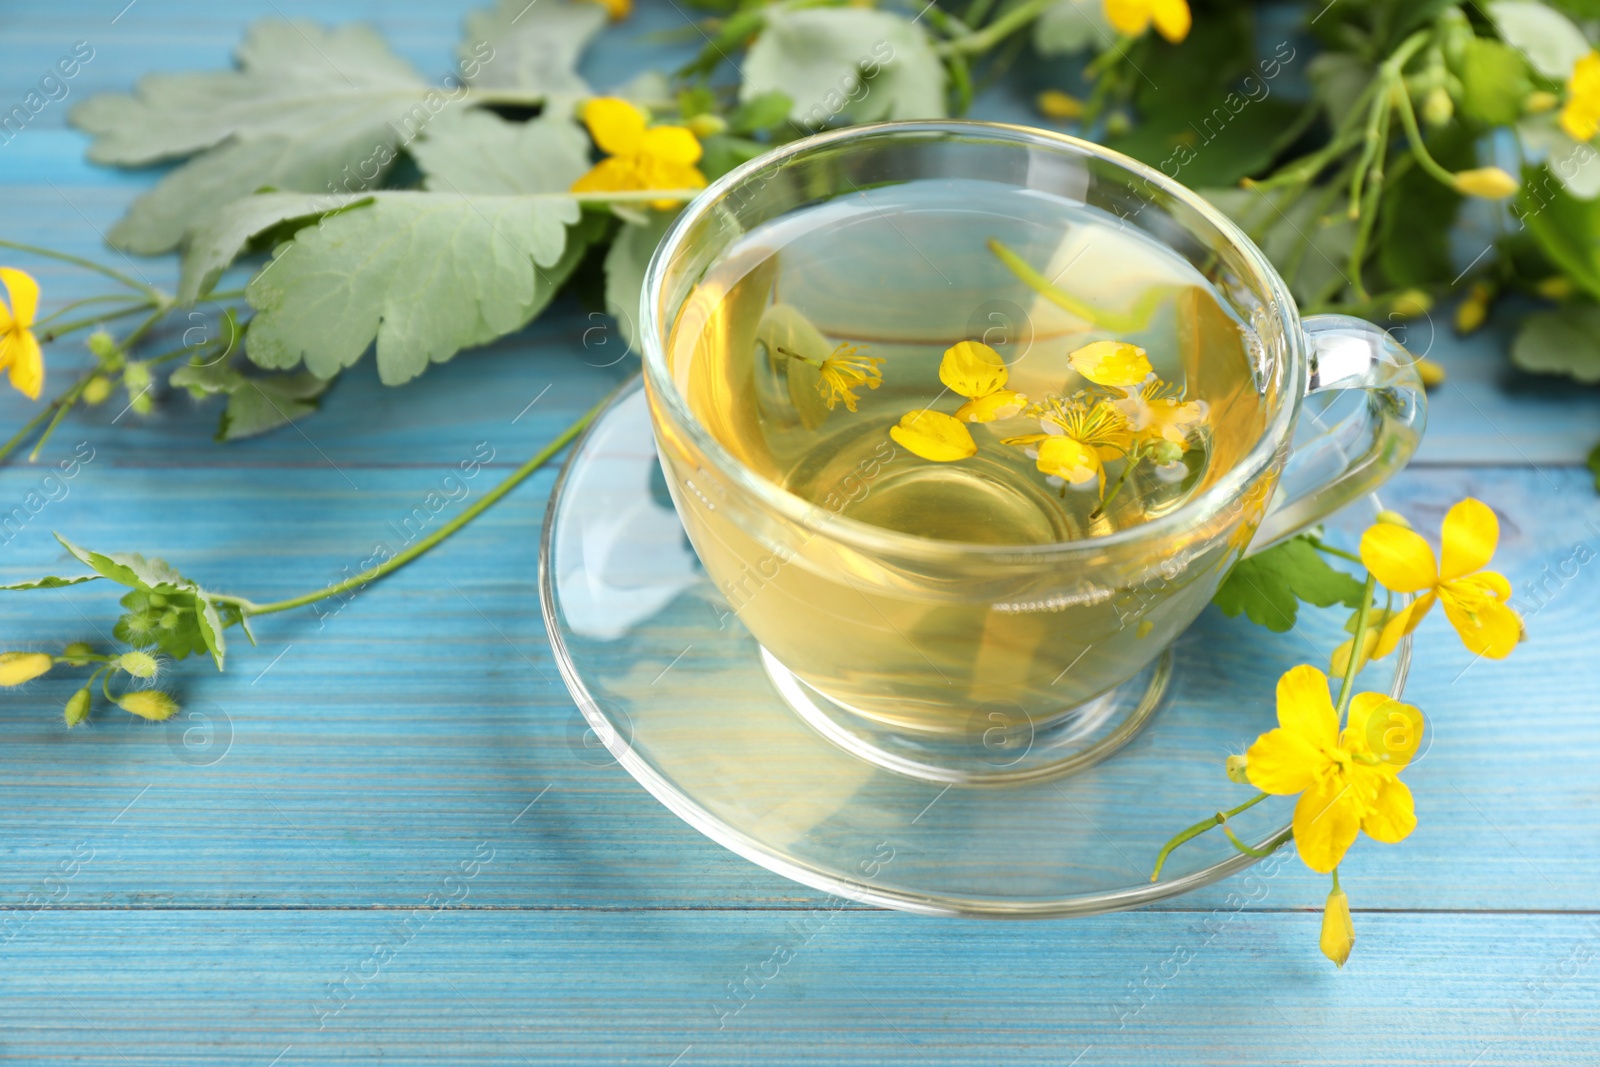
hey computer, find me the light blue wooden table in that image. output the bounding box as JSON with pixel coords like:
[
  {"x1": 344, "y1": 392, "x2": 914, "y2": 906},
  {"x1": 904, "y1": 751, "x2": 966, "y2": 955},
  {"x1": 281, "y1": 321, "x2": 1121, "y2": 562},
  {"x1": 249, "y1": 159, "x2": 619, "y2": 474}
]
[{"x1": 3, "y1": 2, "x2": 1599, "y2": 1063}]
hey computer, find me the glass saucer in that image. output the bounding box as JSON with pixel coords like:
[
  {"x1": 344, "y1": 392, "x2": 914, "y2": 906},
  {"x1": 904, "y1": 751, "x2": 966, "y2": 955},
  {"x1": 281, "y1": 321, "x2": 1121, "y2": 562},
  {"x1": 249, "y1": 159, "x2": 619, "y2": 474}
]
[{"x1": 538, "y1": 377, "x2": 1410, "y2": 918}]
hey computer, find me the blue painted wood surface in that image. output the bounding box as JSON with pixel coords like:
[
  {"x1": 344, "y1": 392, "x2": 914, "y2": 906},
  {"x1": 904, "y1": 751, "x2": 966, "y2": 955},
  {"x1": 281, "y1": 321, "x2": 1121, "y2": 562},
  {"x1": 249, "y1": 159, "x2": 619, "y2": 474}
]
[{"x1": 1, "y1": 2, "x2": 1598, "y2": 1063}]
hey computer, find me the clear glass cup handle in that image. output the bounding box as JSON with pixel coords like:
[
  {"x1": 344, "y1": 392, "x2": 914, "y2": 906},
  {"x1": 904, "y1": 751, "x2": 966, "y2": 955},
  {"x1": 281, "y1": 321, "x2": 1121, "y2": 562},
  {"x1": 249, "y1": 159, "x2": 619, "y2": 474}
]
[{"x1": 1247, "y1": 314, "x2": 1427, "y2": 552}]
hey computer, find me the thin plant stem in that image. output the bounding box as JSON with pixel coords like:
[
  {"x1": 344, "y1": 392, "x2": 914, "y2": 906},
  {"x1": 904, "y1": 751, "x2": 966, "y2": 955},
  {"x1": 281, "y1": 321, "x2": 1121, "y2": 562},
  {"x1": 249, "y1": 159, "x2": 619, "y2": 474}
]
[
  {"x1": 1150, "y1": 792, "x2": 1270, "y2": 882},
  {"x1": 938, "y1": 0, "x2": 1052, "y2": 55},
  {"x1": 1304, "y1": 535, "x2": 1362, "y2": 564},
  {"x1": 0, "y1": 239, "x2": 166, "y2": 301},
  {"x1": 37, "y1": 301, "x2": 156, "y2": 343},
  {"x1": 28, "y1": 377, "x2": 91, "y2": 463},
  {"x1": 214, "y1": 396, "x2": 607, "y2": 618},
  {"x1": 1090, "y1": 450, "x2": 1140, "y2": 520},
  {"x1": 0, "y1": 399, "x2": 61, "y2": 465},
  {"x1": 33, "y1": 293, "x2": 148, "y2": 329},
  {"x1": 121, "y1": 306, "x2": 168, "y2": 350},
  {"x1": 1336, "y1": 572, "x2": 1378, "y2": 719}
]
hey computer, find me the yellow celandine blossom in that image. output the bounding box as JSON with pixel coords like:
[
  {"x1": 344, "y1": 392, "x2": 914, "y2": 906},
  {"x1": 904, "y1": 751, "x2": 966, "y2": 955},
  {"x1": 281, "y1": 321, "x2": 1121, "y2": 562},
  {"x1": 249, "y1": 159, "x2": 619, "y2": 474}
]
[
  {"x1": 1103, "y1": 0, "x2": 1191, "y2": 43},
  {"x1": 1111, "y1": 377, "x2": 1207, "y2": 449},
  {"x1": 816, "y1": 343, "x2": 884, "y2": 412},
  {"x1": 571, "y1": 98, "x2": 707, "y2": 210},
  {"x1": 1246, "y1": 665, "x2": 1424, "y2": 873},
  {"x1": 889, "y1": 408, "x2": 977, "y2": 462},
  {"x1": 1359, "y1": 497, "x2": 1521, "y2": 660},
  {"x1": 1068, "y1": 340, "x2": 1152, "y2": 389},
  {"x1": 0, "y1": 267, "x2": 45, "y2": 400},
  {"x1": 1321, "y1": 885, "x2": 1355, "y2": 968},
  {"x1": 1561, "y1": 51, "x2": 1600, "y2": 143},
  {"x1": 939, "y1": 340, "x2": 1028, "y2": 423},
  {"x1": 0, "y1": 651, "x2": 53, "y2": 686},
  {"x1": 1003, "y1": 394, "x2": 1131, "y2": 492}
]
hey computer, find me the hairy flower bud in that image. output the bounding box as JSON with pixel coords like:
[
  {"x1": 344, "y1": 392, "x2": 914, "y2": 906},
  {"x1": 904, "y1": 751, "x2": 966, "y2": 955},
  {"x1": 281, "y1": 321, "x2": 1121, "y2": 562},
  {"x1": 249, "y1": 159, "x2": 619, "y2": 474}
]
[
  {"x1": 1416, "y1": 359, "x2": 1446, "y2": 389},
  {"x1": 1526, "y1": 90, "x2": 1559, "y2": 114},
  {"x1": 1452, "y1": 167, "x2": 1519, "y2": 200},
  {"x1": 117, "y1": 650, "x2": 160, "y2": 679},
  {"x1": 87, "y1": 330, "x2": 119, "y2": 362},
  {"x1": 1389, "y1": 290, "x2": 1431, "y2": 319},
  {"x1": 1422, "y1": 86, "x2": 1453, "y2": 128},
  {"x1": 82, "y1": 375, "x2": 113, "y2": 405},
  {"x1": 61, "y1": 641, "x2": 97, "y2": 666},
  {"x1": 686, "y1": 113, "x2": 725, "y2": 139},
  {"x1": 123, "y1": 361, "x2": 152, "y2": 392},
  {"x1": 0, "y1": 651, "x2": 54, "y2": 686},
  {"x1": 1320, "y1": 886, "x2": 1355, "y2": 968},
  {"x1": 64, "y1": 688, "x2": 91, "y2": 728},
  {"x1": 1036, "y1": 89, "x2": 1084, "y2": 120},
  {"x1": 1225, "y1": 754, "x2": 1250, "y2": 784},
  {"x1": 117, "y1": 690, "x2": 179, "y2": 721}
]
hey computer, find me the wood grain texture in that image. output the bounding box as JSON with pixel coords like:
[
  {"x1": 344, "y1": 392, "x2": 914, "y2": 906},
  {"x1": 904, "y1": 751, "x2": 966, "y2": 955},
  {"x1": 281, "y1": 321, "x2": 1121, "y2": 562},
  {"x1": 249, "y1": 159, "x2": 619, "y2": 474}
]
[{"x1": 0, "y1": 1, "x2": 1597, "y2": 1064}]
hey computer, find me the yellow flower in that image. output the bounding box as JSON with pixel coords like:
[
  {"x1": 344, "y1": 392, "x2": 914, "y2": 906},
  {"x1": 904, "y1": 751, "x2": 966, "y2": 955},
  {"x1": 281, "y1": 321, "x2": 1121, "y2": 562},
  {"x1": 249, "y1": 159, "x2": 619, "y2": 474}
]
[
  {"x1": 1321, "y1": 885, "x2": 1355, "y2": 968},
  {"x1": 1245, "y1": 665, "x2": 1423, "y2": 873},
  {"x1": 1103, "y1": 0, "x2": 1191, "y2": 43},
  {"x1": 0, "y1": 651, "x2": 53, "y2": 686},
  {"x1": 1004, "y1": 395, "x2": 1131, "y2": 492},
  {"x1": 0, "y1": 267, "x2": 45, "y2": 400},
  {"x1": 889, "y1": 408, "x2": 977, "y2": 462},
  {"x1": 1452, "y1": 167, "x2": 1519, "y2": 200},
  {"x1": 1111, "y1": 376, "x2": 1207, "y2": 449},
  {"x1": 571, "y1": 98, "x2": 707, "y2": 210},
  {"x1": 817, "y1": 343, "x2": 884, "y2": 412},
  {"x1": 939, "y1": 340, "x2": 1027, "y2": 423},
  {"x1": 1067, "y1": 340, "x2": 1152, "y2": 389},
  {"x1": 1561, "y1": 51, "x2": 1600, "y2": 143},
  {"x1": 1359, "y1": 497, "x2": 1521, "y2": 661},
  {"x1": 582, "y1": 0, "x2": 631, "y2": 20}
]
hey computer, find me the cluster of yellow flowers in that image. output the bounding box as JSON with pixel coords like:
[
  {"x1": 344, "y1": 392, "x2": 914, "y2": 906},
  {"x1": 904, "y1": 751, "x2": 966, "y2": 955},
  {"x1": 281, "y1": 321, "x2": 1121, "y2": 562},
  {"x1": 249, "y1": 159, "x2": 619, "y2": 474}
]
[
  {"x1": 1221, "y1": 501, "x2": 1520, "y2": 967},
  {"x1": 884, "y1": 338, "x2": 1206, "y2": 502}
]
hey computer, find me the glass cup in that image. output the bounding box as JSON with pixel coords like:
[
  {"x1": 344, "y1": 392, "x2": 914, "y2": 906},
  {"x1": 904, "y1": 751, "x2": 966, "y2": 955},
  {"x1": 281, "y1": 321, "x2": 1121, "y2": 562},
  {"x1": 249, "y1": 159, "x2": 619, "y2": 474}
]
[{"x1": 640, "y1": 121, "x2": 1424, "y2": 783}]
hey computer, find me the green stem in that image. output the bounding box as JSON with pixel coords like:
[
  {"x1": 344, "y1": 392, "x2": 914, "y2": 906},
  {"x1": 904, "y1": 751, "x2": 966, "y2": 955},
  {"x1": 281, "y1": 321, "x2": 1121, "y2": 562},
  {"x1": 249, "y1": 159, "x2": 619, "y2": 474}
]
[
  {"x1": 1304, "y1": 535, "x2": 1362, "y2": 564},
  {"x1": 28, "y1": 376, "x2": 93, "y2": 463},
  {"x1": 0, "y1": 401, "x2": 61, "y2": 466},
  {"x1": 964, "y1": 0, "x2": 997, "y2": 27},
  {"x1": 1337, "y1": 572, "x2": 1378, "y2": 719},
  {"x1": 1331, "y1": 866, "x2": 1341, "y2": 893},
  {"x1": 938, "y1": 0, "x2": 1052, "y2": 55},
  {"x1": 987, "y1": 238, "x2": 1165, "y2": 332},
  {"x1": 121, "y1": 306, "x2": 169, "y2": 350},
  {"x1": 33, "y1": 293, "x2": 148, "y2": 329},
  {"x1": 36, "y1": 301, "x2": 157, "y2": 344},
  {"x1": 1220, "y1": 820, "x2": 1277, "y2": 858},
  {"x1": 1090, "y1": 450, "x2": 1140, "y2": 520},
  {"x1": 1391, "y1": 48, "x2": 1459, "y2": 191},
  {"x1": 0, "y1": 239, "x2": 166, "y2": 301},
  {"x1": 1346, "y1": 102, "x2": 1390, "y2": 302},
  {"x1": 1150, "y1": 792, "x2": 1270, "y2": 882},
  {"x1": 214, "y1": 397, "x2": 606, "y2": 618}
]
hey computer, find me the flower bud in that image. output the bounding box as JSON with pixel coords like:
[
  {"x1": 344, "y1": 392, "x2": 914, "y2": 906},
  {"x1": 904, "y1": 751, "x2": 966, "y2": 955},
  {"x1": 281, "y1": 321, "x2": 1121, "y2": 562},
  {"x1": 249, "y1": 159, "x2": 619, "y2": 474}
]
[
  {"x1": 123, "y1": 361, "x2": 151, "y2": 392},
  {"x1": 1320, "y1": 886, "x2": 1355, "y2": 968},
  {"x1": 129, "y1": 392, "x2": 153, "y2": 416},
  {"x1": 1526, "y1": 90, "x2": 1559, "y2": 114},
  {"x1": 61, "y1": 641, "x2": 96, "y2": 666},
  {"x1": 0, "y1": 651, "x2": 54, "y2": 686},
  {"x1": 1105, "y1": 111, "x2": 1131, "y2": 137},
  {"x1": 1389, "y1": 289, "x2": 1432, "y2": 319},
  {"x1": 1036, "y1": 89, "x2": 1084, "y2": 121},
  {"x1": 117, "y1": 690, "x2": 179, "y2": 721},
  {"x1": 82, "y1": 376, "x2": 112, "y2": 405},
  {"x1": 686, "y1": 113, "x2": 726, "y2": 139},
  {"x1": 117, "y1": 650, "x2": 159, "y2": 679},
  {"x1": 1225, "y1": 754, "x2": 1250, "y2": 784},
  {"x1": 1535, "y1": 276, "x2": 1574, "y2": 300},
  {"x1": 1374, "y1": 509, "x2": 1412, "y2": 529},
  {"x1": 87, "y1": 330, "x2": 120, "y2": 362},
  {"x1": 1416, "y1": 359, "x2": 1446, "y2": 389},
  {"x1": 1456, "y1": 283, "x2": 1491, "y2": 334},
  {"x1": 64, "y1": 688, "x2": 91, "y2": 728},
  {"x1": 1423, "y1": 86, "x2": 1453, "y2": 128},
  {"x1": 1148, "y1": 438, "x2": 1185, "y2": 466},
  {"x1": 1452, "y1": 167, "x2": 1520, "y2": 200}
]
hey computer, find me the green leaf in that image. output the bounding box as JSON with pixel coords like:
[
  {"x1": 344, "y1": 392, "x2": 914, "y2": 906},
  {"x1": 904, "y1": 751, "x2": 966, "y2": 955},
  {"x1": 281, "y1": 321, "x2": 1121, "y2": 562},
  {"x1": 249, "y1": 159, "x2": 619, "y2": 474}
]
[
  {"x1": 604, "y1": 212, "x2": 677, "y2": 356},
  {"x1": 0, "y1": 575, "x2": 100, "y2": 590},
  {"x1": 727, "y1": 91, "x2": 794, "y2": 134},
  {"x1": 56, "y1": 534, "x2": 190, "y2": 593},
  {"x1": 171, "y1": 358, "x2": 333, "y2": 440},
  {"x1": 1034, "y1": 0, "x2": 1109, "y2": 55},
  {"x1": 178, "y1": 192, "x2": 369, "y2": 303},
  {"x1": 1511, "y1": 302, "x2": 1600, "y2": 382},
  {"x1": 1379, "y1": 127, "x2": 1472, "y2": 287},
  {"x1": 55, "y1": 534, "x2": 228, "y2": 668},
  {"x1": 71, "y1": 21, "x2": 430, "y2": 253},
  {"x1": 1308, "y1": 53, "x2": 1374, "y2": 130},
  {"x1": 741, "y1": 8, "x2": 946, "y2": 128},
  {"x1": 458, "y1": 0, "x2": 605, "y2": 96},
  {"x1": 245, "y1": 192, "x2": 582, "y2": 384},
  {"x1": 1519, "y1": 165, "x2": 1600, "y2": 300},
  {"x1": 410, "y1": 110, "x2": 589, "y2": 195},
  {"x1": 1488, "y1": 0, "x2": 1590, "y2": 80},
  {"x1": 1212, "y1": 536, "x2": 1367, "y2": 633},
  {"x1": 1454, "y1": 38, "x2": 1533, "y2": 127}
]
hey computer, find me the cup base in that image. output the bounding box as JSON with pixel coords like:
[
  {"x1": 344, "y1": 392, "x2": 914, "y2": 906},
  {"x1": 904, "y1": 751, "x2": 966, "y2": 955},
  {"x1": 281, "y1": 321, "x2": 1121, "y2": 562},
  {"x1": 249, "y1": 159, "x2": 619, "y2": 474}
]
[{"x1": 760, "y1": 647, "x2": 1171, "y2": 786}]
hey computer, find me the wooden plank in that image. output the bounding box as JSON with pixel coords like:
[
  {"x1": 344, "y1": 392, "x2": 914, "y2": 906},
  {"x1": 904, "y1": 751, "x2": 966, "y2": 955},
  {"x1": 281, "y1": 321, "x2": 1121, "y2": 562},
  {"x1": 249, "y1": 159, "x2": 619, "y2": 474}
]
[
  {"x1": 0, "y1": 909, "x2": 1596, "y2": 1065},
  {"x1": 1, "y1": 464, "x2": 1594, "y2": 912}
]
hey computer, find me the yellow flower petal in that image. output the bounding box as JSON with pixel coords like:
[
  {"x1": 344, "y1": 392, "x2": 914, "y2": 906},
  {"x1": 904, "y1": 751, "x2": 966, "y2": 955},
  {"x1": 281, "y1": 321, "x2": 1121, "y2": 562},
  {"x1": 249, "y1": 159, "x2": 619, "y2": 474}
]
[
  {"x1": 1035, "y1": 435, "x2": 1100, "y2": 485},
  {"x1": 1467, "y1": 569, "x2": 1512, "y2": 601},
  {"x1": 1562, "y1": 52, "x2": 1600, "y2": 142},
  {"x1": 1343, "y1": 692, "x2": 1424, "y2": 770},
  {"x1": 1150, "y1": 0, "x2": 1191, "y2": 42},
  {"x1": 1440, "y1": 586, "x2": 1522, "y2": 659},
  {"x1": 1359, "y1": 773, "x2": 1416, "y2": 844},
  {"x1": 955, "y1": 389, "x2": 1027, "y2": 423},
  {"x1": 640, "y1": 124, "x2": 703, "y2": 167},
  {"x1": 0, "y1": 267, "x2": 40, "y2": 328},
  {"x1": 571, "y1": 157, "x2": 645, "y2": 194},
  {"x1": 1439, "y1": 497, "x2": 1498, "y2": 582},
  {"x1": 1360, "y1": 522, "x2": 1439, "y2": 594},
  {"x1": 889, "y1": 409, "x2": 977, "y2": 463},
  {"x1": 939, "y1": 340, "x2": 1008, "y2": 399},
  {"x1": 1292, "y1": 773, "x2": 1364, "y2": 873},
  {"x1": 1329, "y1": 628, "x2": 1378, "y2": 678},
  {"x1": 1371, "y1": 592, "x2": 1435, "y2": 659},
  {"x1": 7, "y1": 328, "x2": 43, "y2": 400},
  {"x1": 1067, "y1": 340, "x2": 1151, "y2": 388},
  {"x1": 582, "y1": 97, "x2": 647, "y2": 157},
  {"x1": 1102, "y1": 0, "x2": 1150, "y2": 35},
  {"x1": 1245, "y1": 726, "x2": 1323, "y2": 796},
  {"x1": 1274, "y1": 664, "x2": 1339, "y2": 749}
]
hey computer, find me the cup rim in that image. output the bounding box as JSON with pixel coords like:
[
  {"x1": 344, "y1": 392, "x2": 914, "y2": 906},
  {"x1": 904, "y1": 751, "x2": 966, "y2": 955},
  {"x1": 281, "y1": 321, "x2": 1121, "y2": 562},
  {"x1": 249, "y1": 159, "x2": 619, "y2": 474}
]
[{"x1": 640, "y1": 118, "x2": 1304, "y2": 558}]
